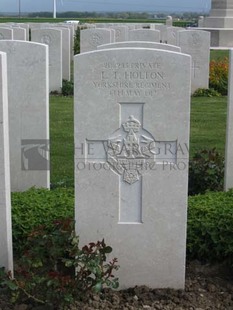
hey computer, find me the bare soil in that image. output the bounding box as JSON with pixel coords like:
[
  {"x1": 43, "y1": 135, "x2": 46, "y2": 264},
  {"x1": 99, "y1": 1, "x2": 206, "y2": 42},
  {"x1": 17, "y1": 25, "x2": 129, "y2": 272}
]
[{"x1": 0, "y1": 261, "x2": 232, "y2": 310}]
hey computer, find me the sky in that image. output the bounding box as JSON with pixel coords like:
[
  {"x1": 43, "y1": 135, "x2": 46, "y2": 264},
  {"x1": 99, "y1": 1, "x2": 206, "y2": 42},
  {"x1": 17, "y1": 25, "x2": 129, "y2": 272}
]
[{"x1": 1, "y1": 0, "x2": 211, "y2": 13}]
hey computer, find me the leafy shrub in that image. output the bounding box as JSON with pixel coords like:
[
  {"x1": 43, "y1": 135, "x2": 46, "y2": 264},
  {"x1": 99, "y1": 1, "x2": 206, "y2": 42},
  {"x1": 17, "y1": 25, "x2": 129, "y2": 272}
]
[
  {"x1": 12, "y1": 188, "x2": 74, "y2": 254},
  {"x1": 0, "y1": 219, "x2": 119, "y2": 308},
  {"x1": 61, "y1": 79, "x2": 74, "y2": 96},
  {"x1": 74, "y1": 27, "x2": 81, "y2": 55},
  {"x1": 209, "y1": 57, "x2": 228, "y2": 95},
  {"x1": 192, "y1": 88, "x2": 221, "y2": 97},
  {"x1": 187, "y1": 190, "x2": 233, "y2": 267},
  {"x1": 188, "y1": 148, "x2": 224, "y2": 196},
  {"x1": 74, "y1": 26, "x2": 87, "y2": 55}
]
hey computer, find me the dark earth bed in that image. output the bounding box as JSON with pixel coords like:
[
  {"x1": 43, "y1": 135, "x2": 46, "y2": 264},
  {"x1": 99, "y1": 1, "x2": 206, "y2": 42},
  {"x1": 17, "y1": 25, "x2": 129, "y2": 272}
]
[{"x1": 0, "y1": 261, "x2": 232, "y2": 310}]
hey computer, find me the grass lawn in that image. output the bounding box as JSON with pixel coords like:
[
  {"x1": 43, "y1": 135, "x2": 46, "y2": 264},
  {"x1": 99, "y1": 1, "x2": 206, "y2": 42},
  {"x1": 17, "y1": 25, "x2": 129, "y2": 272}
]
[
  {"x1": 50, "y1": 95, "x2": 227, "y2": 186},
  {"x1": 210, "y1": 49, "x2": 229, "y2": 61},
  {"x1": 50, "y1": 95, "x2": 74, "y2": 187},
  {"x1": 190, "y1": 96, "x2": 227, "y2": 155}
]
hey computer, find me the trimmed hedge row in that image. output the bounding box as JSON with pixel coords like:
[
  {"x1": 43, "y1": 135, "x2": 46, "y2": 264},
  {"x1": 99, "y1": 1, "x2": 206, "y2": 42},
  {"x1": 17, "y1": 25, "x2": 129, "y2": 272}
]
[
  {"x1": 12, "y1": 188, "x2": 233, "y2": 267},
  {"x1": 187, "y1": 190, "x2": 233, "y2": 266},
  {"x1": 12, "y1": 188, "x2": 74, "y2": 254}
]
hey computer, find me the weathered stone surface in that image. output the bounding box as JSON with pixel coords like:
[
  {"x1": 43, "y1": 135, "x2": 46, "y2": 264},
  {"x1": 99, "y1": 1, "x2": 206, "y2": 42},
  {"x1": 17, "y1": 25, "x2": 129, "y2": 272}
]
[
  {"x1": 31, "y1": 28, "x2": 62, "y2": 92},
  {"x1": 0, "y1": 51, "x2": 13, "y2": 273},
  {"x1": 97, "y1": 41, "x2": 181, "y2": 52},
  {"x1": 178, "y1": 30, "x2": 210, "y2": 93},
  {"x1": 0, "y1": 40, "x2": 50, "y2": 191},
  {"x1": 128, "y1": 29, "x2": 160, "y2": 42},
  {"x1": 0, "y1": 28, "x2": 13, "y2": 40},
  {"x1": 74, "y1": 48, "x2": 191, "y2": 289},
  {"x1": 80, "y1": 28, "x2": 112, "y2": 53}
]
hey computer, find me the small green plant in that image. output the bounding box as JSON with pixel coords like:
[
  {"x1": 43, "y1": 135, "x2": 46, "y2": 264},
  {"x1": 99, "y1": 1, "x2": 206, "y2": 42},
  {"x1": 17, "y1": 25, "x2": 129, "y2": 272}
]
[
  {"x1": 0, "y1": 219, "x2": 119, "y2": 308},
  {"x1": 12, "y1": 187, "x2": 74, "y2": 255},
  {"x1": 192, "y1": 88, "x2": 221, "y2": 97},
  {"x1": 74, "y1": 27, "x2": 81, "y2": 55},
  {"x1": 61, "y1": 79, "x2": 74, "y2": 96},
  {"x1": 188, "y1": 148, "x2": 224, "y2": 195},
  {"x1": 187, "y1": 190, "x2": 233, "y2": 268},
  {"x1": 209, "y1": 58, "x2": 228, "y2": 95}
]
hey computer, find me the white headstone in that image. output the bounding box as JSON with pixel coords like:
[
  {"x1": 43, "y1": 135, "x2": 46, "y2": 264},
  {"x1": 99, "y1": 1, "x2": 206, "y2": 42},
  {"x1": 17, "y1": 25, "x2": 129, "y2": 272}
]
[
  {"x1": 0, "y1": 28, "x2": 13, "y2": 40},
  {"x1": 0, "y1": 51, "x2": 13, "y2": 273},
  {"x1": 178, "y1": 30, "x2": 210, "y2": 93},
  {"x1": 153, "y1": 24, "x2": 168, "y2": 43},
  {"x1": 17, "y1": 24, "x2": 29, "y2": 41},
  {"x1": 110, "y1": 26, "x2": 127, "y2": 42},
  {"x1": 166, "y1": 16, "x2": 173, "y2": 26},
  {"x1": 128, "y1": 29, "x2": 160, "y2": 42},
  {"x1": 0, "y1": 41, "x2": 50, "y2": 192},
  {"x1": 31, "y1": 28, "x2": 62, "y2": 92},
  {"x1": 74, "y1": 48, "x2": 191, "y2": 289},
  {"x1": 12, "y1": 27, "x2": 26, "y2": 41},
  {"x1": 53, "y1": 26, "x2": 71, "y2": 81},
  {"x1": 80, "y1": 28, "x2": 112, "y2": 53},
  {"x1": 97, "y1": 41, "x2": 181, "y2": 52},
  {"x1": 198, "y1": 16, "x2": 205, "y2": 27},
  {"x1": 224, "y1": 49, "x2": 233, "y2": 190},
  {"x1": 167, "y1": 27, "x2": 183, "y2": 46},
  {"x1": 60, "y1": 23, "x2": 75, "y2": 60}
]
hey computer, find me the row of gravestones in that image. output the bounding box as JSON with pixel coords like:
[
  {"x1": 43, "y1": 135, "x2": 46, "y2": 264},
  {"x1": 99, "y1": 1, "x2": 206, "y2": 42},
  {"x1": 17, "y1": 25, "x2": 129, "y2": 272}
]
[
  {"x1": 0, "y1": 23, "x2": 77, "y2": 92},
  {"x1": 80, "y1": 26, "x2": 210, "y2": 93},
  {"x1": 1, "y1": 24, "x2": 233, "y2": 290},
  {"x1": 0, "y1": 40, "x2": 191, "y2": 289},
  {"x1": 0, "y1": 39, "x2": 50, "y2": 273}
]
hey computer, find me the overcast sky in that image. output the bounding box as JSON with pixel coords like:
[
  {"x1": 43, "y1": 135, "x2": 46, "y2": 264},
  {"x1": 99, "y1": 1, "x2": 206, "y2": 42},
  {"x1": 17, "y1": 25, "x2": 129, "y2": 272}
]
[{"x1": 1, "y1": 0, "x2": 211, "y2": 13}]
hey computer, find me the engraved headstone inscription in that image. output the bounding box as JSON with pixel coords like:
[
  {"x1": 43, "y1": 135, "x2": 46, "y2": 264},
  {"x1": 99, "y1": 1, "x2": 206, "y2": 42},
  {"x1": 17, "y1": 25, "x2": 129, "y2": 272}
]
[
  {"x1": 0, "y1": 51, "x2": 13, "y2": 273},
  {"x1": 74, "y1": 48, "x2": 191, "y2": 289}
]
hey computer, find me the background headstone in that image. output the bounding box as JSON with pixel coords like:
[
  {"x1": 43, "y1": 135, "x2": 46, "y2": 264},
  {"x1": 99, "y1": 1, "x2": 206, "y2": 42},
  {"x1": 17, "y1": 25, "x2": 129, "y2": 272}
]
[
  {"x1": 178, "y1": 30, "x2": 210, "y2": 93},
  {"x1": 12, "y1": 27, "x2": 26, "y2": 41},
  {"x1": 80, "y1": 28, "x2": 112, "y2": 53},
  {"x1": 128, "y1": 29, "x2": 160, "y2": 42},
  {"x1": 74, "y1": 48, "x2": 191, "y2": 289},
  {"x1": 198, "y1": 16, "x2": 205, "y2": 27},
  {"x1": 0, "y1": 51, "x2": 13, "y2": 273},
  {"x1": 53, "y1": 26, "x2": 71, "y2": 81},
  {"x1": 153, "y1": 24, "x2": 168, "y2": 42},
  {"x1": 166, "y1": 16, "x2": 173, "y2": 26},
  {"x1": 31, "y1": 28, "x2": 62, "y2": 92},
  {"x1": 0, "y1": 28, "x2": 13, "y2": 40},
  {"x1": 0, "y1": 41, "x2": 50, "y2": 192},
  {"x1": 167, "y1": 27, "x2": 183, "y2": 46}
]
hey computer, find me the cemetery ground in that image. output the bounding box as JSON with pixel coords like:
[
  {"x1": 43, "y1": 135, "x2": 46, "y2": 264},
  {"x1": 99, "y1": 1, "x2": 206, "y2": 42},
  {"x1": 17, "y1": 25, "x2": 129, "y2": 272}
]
[{"x1": 0, "y1": 94, "x2": 232, "y2": 309}]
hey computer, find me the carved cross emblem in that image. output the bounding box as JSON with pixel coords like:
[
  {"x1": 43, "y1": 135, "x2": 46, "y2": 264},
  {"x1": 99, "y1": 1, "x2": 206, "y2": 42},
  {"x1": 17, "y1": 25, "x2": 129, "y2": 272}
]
[{"x1": 105, "y1": 115, "x2": 155, "y2": 184}]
